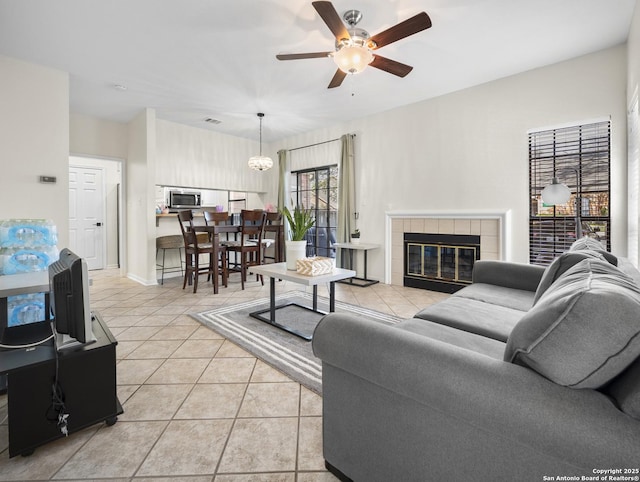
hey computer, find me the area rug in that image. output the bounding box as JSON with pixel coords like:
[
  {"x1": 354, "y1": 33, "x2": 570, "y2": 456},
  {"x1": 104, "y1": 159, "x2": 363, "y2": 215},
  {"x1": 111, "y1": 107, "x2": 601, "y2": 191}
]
[{"x1": 191, "y1": 291, "x2": 402, "y2": 394}]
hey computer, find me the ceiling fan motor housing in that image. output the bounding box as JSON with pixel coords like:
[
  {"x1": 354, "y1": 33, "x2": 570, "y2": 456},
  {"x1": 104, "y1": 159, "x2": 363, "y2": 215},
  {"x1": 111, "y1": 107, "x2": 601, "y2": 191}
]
[{"x1": 335, "y1": 27, "x2": 374, "y2": 49}]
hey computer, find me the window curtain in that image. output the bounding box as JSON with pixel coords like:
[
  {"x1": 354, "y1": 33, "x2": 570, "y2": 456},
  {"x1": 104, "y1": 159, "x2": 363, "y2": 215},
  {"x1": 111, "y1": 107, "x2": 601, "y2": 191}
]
[
  {"x1": 277, "y1": 149, "x2": 290, "y2": 240},
  {"x1": 277, "y1": 149, "x2": 288, "y2": 212},
  {"x1": 338, "y1": 134, "x2": 355, "y2": 265}
]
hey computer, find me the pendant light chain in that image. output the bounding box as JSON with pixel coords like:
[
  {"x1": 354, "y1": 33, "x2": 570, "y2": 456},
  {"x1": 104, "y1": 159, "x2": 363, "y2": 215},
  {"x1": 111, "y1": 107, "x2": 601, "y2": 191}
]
[
  {"x1": 248, "y1": 112, "x2": 273, "y2": 171},
  {"x1": 259, "y1": 113, "x2": 264, "y2": 156}
]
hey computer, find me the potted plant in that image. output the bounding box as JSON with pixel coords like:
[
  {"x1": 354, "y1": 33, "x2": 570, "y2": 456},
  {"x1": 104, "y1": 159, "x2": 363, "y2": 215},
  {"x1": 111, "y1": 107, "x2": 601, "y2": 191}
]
[
  {"x1": 351, "y1": 228, "x2": 361, "y2": 244},
  {"x1": 282, "y1": 206, "x2": 315, "y2": 270}
]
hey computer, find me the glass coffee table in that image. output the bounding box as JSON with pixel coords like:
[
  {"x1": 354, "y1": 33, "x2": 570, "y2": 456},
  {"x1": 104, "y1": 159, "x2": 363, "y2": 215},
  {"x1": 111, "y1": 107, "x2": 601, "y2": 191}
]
[{"x1": 248, "y1": 262, "x2": 356, "y2": 341}]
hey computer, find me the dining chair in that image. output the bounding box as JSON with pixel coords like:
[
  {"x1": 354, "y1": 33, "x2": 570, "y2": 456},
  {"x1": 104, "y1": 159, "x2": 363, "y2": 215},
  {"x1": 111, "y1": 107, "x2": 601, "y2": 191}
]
[
  {"x1": 223, "y1": 209, "x2": 267, "y2": 290},
  {"x1": 203, "y1": 210, "x2": 230, "y2": 286},
  {"x1": 177, "y1": 210, "x2": 223, "y2": 293},
  {"x1": 262, "y1": 211, "x2": 283, "y2": 264}
]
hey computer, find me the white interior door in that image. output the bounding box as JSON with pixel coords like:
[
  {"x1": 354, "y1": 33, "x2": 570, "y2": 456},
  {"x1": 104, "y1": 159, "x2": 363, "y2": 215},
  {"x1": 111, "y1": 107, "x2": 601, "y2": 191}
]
[{"x1": 69, "y1": 166, "x2": 105, "y2": 270}]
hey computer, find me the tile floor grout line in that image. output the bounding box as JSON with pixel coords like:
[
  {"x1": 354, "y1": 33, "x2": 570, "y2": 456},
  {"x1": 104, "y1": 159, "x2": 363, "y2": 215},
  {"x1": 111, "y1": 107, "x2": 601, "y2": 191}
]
[
  {"x1": 210, "y1": 356, "x2": 256, "y2": 477},
  {"x1": 294, "y1": 383, "x2": 303, "y2": 482}
]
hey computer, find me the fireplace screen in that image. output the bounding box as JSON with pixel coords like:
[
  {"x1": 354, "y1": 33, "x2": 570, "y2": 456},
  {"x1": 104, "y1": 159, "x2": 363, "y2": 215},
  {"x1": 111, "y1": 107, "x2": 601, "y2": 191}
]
[{"x1": 404, "y1": 233, "x2": 481, "y2": 293}]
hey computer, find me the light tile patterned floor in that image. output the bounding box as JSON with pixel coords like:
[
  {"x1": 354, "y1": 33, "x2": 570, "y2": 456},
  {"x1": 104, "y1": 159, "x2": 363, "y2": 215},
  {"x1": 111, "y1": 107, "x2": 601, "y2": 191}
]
[{"x1": 0, "y1": 269, "x2": 447, "y2": 481}]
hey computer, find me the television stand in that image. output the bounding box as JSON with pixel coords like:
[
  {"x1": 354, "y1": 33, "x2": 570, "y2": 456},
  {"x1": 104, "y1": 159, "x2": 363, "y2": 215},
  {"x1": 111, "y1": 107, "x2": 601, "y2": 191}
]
[{"x1": 0, "y1": 311, "x2": 122, "y2": 457}]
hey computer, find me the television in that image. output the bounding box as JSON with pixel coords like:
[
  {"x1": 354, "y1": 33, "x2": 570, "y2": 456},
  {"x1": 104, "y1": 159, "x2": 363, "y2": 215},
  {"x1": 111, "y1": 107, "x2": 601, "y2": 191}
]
[{"x1": 48, "y1": 248, "x2": 96, "y2": 350}]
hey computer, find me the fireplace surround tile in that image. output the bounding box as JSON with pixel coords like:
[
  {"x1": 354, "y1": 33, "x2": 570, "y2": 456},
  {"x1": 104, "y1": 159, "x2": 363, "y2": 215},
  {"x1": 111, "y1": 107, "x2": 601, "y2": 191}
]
[
  {"x1": 454, "y1": 219, "x2": 471, "y2": 235},
  {"x1": 410, "y1": 218, "x2": 425, "y2": 233},
  {"x1": 438, "y1": 219, "x2": 455, "y2": 234}
]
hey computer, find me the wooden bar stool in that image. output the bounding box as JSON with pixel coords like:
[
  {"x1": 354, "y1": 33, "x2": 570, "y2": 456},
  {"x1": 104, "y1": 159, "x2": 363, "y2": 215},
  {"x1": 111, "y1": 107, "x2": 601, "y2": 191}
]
[{"x1": 156, "y1": 235, "x2": 184, "y2": 285}]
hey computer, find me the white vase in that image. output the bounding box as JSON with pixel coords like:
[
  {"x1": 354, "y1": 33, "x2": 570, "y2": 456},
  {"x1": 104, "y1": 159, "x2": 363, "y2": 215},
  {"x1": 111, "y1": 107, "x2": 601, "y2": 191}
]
[
  {"x1": 351, "y1": 237, "x2": 360, "y2": 244},
  {"x1": 285, "y1": 240, "x2": 308, "y2": 270}
]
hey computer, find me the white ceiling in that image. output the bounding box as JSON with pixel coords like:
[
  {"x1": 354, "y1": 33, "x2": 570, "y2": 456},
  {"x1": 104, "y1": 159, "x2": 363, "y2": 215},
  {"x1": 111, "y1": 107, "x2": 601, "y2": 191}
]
[{"x1": 0, "y1": 0, "x2": 636, "y2": 142}]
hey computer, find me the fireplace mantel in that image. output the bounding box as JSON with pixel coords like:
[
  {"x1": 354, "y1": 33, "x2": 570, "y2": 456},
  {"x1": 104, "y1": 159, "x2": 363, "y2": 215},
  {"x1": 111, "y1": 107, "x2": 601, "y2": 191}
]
[{"x1": 384, "y1": 210, "x2": 511, "y2": 285}]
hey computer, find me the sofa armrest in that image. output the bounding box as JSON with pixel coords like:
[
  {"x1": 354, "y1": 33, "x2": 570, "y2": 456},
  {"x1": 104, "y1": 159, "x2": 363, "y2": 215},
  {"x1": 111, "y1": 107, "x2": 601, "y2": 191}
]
[
  {"x1": 313, "y1": 313, "x2": 640, "y2": 467},
  {"x1": 471, "y1": 260, "x2": 545, "y2": 292}
]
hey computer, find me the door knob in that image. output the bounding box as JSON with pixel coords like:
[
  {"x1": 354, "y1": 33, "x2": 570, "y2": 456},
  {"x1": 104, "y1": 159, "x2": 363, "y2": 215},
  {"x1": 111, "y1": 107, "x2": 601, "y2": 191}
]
[{"x1": 94, "y1": 222, "x2": 102, "y2": 227}]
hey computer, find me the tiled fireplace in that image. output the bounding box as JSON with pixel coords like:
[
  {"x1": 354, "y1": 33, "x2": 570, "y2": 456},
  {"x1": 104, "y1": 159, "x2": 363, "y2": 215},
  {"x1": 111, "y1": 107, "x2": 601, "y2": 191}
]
[{"x1": 385, "y1": 211, "x2": 509, "y2": 286}]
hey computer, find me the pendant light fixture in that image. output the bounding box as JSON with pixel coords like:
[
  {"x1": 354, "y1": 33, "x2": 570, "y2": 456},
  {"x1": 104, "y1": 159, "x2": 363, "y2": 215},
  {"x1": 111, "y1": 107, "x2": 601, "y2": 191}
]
[{"x1": 248, "y1": 112, "x2": 273, "y2": 171}]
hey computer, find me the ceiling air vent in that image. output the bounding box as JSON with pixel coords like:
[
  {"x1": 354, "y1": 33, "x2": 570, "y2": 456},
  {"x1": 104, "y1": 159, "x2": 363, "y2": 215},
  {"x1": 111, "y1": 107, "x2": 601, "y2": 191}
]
[{"x1": 204, "y1": 118, "x2": 221, "y2": 125}]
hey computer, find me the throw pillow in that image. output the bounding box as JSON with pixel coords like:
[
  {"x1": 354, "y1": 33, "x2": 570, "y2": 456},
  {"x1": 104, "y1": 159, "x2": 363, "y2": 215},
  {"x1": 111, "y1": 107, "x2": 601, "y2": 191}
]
[
  {"x1": 533, "y1": 250, "x2": 605, "y2": 305},
  {"x1": 569, "y1": 237, "x2": 617, "y2": 265},
  {"x1": 505, "y1": 259, "x2": 640, "y2": 389}
]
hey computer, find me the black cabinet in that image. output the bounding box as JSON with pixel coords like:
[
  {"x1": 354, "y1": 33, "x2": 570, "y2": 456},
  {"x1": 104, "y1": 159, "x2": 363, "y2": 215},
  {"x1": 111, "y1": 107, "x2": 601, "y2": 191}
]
[{"x1": 1, "y1": 312, "x2": 122, "y2": 457}]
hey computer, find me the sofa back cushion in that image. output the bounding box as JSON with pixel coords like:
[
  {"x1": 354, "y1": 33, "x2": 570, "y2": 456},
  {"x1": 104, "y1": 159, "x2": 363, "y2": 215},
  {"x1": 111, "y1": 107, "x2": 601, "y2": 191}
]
[
  {"x1": 505, "y1": 259, "x2": 640, "y2": 389},
  {"x1": 533, "y1": 250, "x2": 605, "y2": 305},
  {"x1": 617, "y1": 257, "x2": 640, "y2": 287},
  {"x1": 570, "y1": 237, "x2": 618, "y2": 265}
]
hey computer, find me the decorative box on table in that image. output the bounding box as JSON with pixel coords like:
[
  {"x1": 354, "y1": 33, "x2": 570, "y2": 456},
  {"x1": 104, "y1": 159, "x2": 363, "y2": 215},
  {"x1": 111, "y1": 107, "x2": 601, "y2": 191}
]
[{"x1": 296, "y1": 257, "x2": 335, "y2": 276}]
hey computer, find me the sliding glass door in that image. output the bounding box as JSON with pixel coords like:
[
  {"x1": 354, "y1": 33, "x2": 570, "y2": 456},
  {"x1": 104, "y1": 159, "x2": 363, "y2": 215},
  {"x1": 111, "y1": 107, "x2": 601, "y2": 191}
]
[{"x1": 290, "y1": 166, "x2": 338, "y2": 258}]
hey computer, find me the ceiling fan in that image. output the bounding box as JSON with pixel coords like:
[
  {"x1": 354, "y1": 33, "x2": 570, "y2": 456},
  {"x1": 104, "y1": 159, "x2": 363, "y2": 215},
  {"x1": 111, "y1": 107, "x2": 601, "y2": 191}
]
[{"x1": 276, "y1": 1, "x2": 432, "y2": 89}]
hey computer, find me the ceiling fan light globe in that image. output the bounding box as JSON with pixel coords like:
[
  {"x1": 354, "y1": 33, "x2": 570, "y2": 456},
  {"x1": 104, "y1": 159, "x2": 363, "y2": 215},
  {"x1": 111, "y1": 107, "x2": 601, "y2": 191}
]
[{"x1": 333, "y1": 45, "x2": 373, "y2": 74}]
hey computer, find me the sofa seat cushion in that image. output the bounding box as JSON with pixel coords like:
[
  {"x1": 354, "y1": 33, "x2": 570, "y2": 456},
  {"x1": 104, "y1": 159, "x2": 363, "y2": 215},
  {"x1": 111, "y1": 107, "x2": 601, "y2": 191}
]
[
  {"x1": 397, "y1": 318, "x2": 506, "y2": 360},
  {"x1": 505, "y1": 259, "x2": 640, "y2": 389},
  {"x1": 414, "y1": 296, "x2": 525, "y2": 342},
  {"x1": 454, "y1": 283, "x2": 536, "y2": 312}
]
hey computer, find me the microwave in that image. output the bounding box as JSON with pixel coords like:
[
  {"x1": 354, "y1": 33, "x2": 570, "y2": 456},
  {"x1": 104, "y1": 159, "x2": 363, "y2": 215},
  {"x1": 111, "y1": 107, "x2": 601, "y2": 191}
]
[{"x1": 169, "y1": 190, "x2": 201, "y2": 209}]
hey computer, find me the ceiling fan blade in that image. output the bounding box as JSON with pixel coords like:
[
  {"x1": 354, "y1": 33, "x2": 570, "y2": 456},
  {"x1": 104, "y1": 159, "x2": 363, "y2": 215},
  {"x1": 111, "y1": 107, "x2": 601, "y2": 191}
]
[
  {"x1": 370, "y1": 55, "x2": 413, "y2": 77},
  {"x1": 312, "y1": 1, "x2": 350, "y2": 42},
  {"x1": 369, "y1": 12, "x2": 432, "y2": 49},
  {"x1": 276, "y1": 52, "x2": 332, "y2": 61},
  {"x1": 328, "y1": 69, "x2": 347, "y2": 89}
]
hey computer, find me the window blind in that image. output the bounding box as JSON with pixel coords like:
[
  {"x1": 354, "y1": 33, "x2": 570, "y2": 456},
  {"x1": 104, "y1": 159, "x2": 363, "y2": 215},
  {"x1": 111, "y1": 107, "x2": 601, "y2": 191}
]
[{"x1": 529, "y1": 121, "x2": 611, "y2": 266}]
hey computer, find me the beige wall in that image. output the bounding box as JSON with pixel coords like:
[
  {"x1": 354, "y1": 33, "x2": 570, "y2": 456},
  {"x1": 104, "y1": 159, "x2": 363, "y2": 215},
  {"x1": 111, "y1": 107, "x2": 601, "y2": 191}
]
[
  {"x1": 155, "y1": 119, "x2": 276, "y2": 195},
  {"x1": 70, "y1": 113, "x2": 128, "y2": 161},
  {"x1": 628, "y1": 2, "x2": 640, "y2": 101},
  {"x1": 126, "y1": 109, "x2": 158, "y2": 285},
  {"x1": 0, "y1": 55, "x2": 70, "y2": 247}
]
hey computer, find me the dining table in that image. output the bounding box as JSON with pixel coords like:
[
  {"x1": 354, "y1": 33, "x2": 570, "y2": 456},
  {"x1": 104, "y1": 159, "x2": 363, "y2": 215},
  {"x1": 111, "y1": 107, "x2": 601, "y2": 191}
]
[{"x1": 189, "y1": 221, "x2": 284, "y2": 293}]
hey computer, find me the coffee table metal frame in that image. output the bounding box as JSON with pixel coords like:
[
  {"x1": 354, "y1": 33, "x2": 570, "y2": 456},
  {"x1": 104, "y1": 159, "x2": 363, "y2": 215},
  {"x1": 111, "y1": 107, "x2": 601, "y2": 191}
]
[{"x1": 248, "y1": 262, "x2": 355, "y2": 341}]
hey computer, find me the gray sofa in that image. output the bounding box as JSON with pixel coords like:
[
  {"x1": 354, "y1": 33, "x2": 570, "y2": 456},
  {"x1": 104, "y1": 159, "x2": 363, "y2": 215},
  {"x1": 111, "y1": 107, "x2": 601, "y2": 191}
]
[{"x1": 313, "y1": 239, "x2": 640, "y2": 481}]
